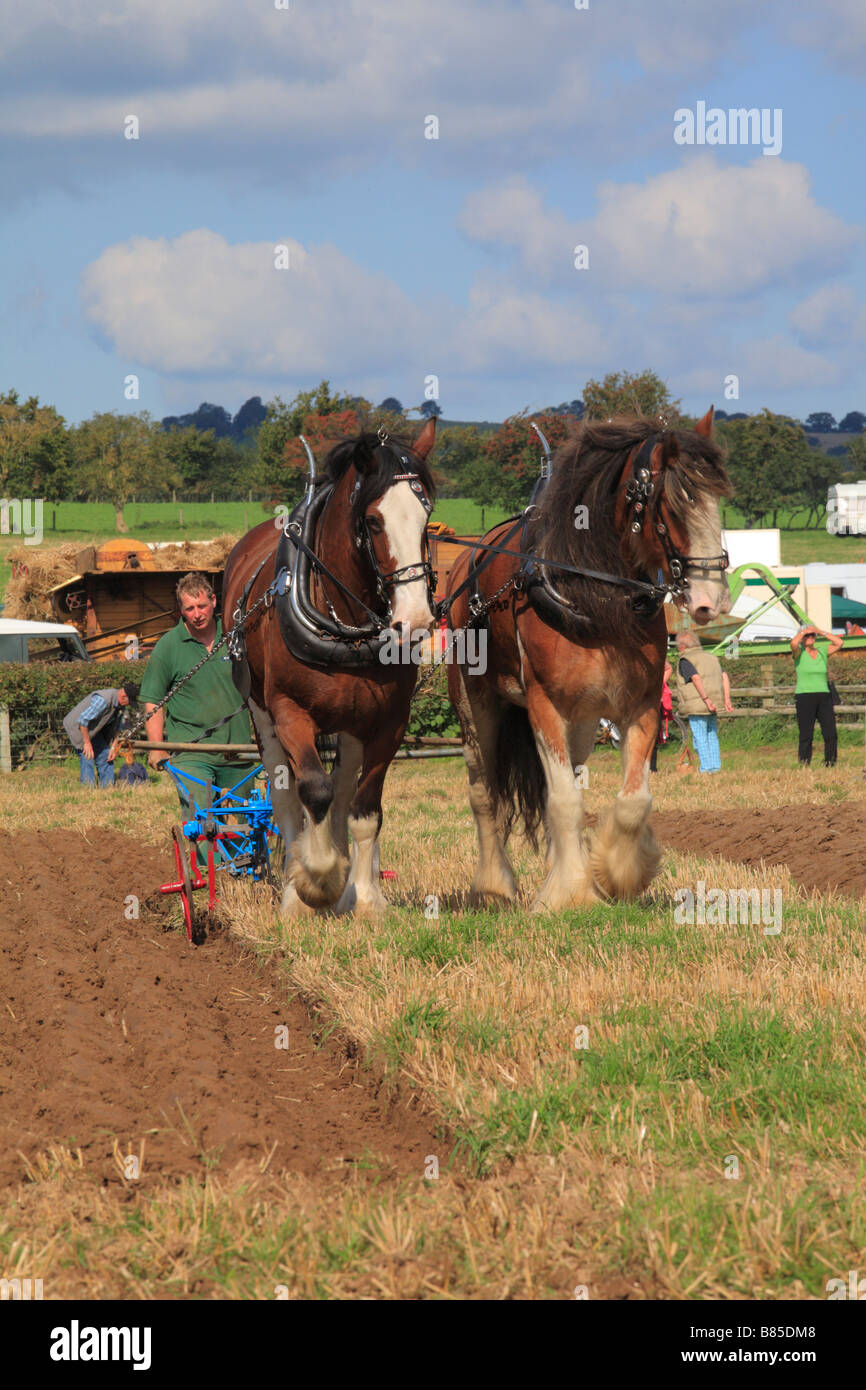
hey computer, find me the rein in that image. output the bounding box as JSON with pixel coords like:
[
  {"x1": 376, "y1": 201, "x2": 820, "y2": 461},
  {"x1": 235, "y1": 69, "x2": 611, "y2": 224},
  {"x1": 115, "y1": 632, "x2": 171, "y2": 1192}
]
[{"x1": 438, "y1": 432, "x2": 728, "y2": 626}]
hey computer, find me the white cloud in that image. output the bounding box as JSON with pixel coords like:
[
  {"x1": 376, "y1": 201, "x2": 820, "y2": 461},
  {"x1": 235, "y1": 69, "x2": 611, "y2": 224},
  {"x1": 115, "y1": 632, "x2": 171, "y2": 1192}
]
[
  {"x1": 80, "y1": 229, "x2": 425, "y2": 375},
  {"x1": 80, "y1": 228, "x2": 607, "y2": 390},
  {"x1": 461, "y1": 159, "x2": 861, "y2": 299},
  {"x1": 0, "y1": 0, "x2": 773, "y2": 189},
  {"x1": 786, "y1": 0, "x2": 866, "y2": 73},
  {"x1": 789, "y1": 285, "x2": 866, "y2": 350}
]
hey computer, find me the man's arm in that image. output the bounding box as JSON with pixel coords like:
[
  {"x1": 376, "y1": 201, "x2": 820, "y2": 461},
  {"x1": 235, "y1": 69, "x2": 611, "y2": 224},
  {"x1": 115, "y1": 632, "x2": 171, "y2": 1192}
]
[
  {"x1": 77, "y1": 693, "x2": 109, "y2": 759},
  {"x1": 144, "y1": 703, "x2": 166, "y2": 768},
  {"x1": 722, "y1": 671, "x2": 733, "y2": 713},
  {"x1": 689, "y1": 674, "x2": 716, "y2": 713}
]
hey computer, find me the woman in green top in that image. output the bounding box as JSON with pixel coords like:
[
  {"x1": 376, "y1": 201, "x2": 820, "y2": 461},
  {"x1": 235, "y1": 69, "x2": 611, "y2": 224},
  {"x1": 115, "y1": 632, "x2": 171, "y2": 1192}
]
[{"x1": 790, "y1": 624, "x2": 843, "y2": 766}]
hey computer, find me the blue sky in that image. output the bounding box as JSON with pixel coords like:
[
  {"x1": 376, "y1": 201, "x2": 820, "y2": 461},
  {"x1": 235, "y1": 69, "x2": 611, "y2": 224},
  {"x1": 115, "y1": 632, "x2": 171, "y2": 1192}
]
[{"x1": 1, "y1": 1, "x2": 865, "y2": 427}]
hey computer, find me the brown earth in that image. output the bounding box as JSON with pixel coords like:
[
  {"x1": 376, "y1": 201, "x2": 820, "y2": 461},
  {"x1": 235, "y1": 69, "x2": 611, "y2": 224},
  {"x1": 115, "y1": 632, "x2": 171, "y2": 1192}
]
[
  {"x1": 0, "y1": 829, "x2": 441, "y2": 1189},
  {"x1": 654, "y1": 800, "x2": 866, "y2": 901},
  {"x1": 3, "y1": 804, "x2": 861, "y2": 1192}
]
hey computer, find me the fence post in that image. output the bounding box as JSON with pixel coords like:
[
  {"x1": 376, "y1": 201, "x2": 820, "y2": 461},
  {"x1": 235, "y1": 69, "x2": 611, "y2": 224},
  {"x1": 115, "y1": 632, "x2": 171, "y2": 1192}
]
[
  {"x1": 179, "y1": 508, "x2": 183, "y2": 528},
  {"x1": 761, "y1": 662, "x2": 774, "y2": 709},
  {"x1": 0, "y1": 706, "x2": 11, "y2": 774}
]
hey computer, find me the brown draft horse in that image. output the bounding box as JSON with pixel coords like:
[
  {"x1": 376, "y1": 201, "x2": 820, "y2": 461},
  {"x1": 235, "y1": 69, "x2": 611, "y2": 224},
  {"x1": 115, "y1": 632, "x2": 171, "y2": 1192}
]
[
  {"x1": 445, "y1": 409, "x2": 732, "y2": 912},
  {"x1": 222, "y1": 419, "x2": 437, "y2": 915}
]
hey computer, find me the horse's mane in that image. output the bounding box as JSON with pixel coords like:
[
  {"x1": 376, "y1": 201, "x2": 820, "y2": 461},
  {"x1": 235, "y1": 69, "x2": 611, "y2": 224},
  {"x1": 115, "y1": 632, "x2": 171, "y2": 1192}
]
[
  {"x1": 321, "y1": 430, "x2": 437, "y2": 524},
  {"x1": 528, "y1": 415, "x2": 731, "y2": 643}
]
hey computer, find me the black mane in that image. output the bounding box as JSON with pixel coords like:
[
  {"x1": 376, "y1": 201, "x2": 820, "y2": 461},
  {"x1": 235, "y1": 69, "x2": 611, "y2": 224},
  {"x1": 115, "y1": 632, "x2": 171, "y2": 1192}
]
[{"x1": 322, "y1": 431, "x2": 436, "y2": 524}]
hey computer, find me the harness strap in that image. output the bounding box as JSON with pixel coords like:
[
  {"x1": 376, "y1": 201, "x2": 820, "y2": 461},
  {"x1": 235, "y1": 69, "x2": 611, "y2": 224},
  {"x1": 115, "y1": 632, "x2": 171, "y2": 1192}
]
[
  {"x1": 437, "y1": 524, "x2": 669, "y2": 618},
  {"x1": 437, "y1": 516, "x2": 527, "y2": 620}
]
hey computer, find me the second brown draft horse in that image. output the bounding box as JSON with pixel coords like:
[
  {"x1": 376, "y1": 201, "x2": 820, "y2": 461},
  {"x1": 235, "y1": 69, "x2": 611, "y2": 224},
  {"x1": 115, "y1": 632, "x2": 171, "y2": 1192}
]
[{"x1": 446, "y1": 408, "x2": 732, "y2": 912}]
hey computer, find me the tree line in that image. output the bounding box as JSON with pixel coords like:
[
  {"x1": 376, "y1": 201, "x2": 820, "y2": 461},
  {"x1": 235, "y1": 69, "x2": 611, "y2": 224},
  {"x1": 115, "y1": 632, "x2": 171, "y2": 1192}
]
[{"x1": 1, "y1": 373, "x2": 864, "y2": 532}]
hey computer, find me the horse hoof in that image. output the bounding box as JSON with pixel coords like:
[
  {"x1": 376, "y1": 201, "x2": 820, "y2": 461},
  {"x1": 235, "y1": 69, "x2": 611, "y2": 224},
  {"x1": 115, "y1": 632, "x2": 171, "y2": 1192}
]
[{"x1": 288, "y1": 849, "x2": 350, "y2": 909}]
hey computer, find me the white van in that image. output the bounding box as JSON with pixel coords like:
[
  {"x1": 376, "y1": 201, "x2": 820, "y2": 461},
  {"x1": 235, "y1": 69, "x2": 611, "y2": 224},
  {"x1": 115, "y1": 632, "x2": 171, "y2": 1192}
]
[{"x1": 0, "y1": 618, "x2": 90, "y2": 663}]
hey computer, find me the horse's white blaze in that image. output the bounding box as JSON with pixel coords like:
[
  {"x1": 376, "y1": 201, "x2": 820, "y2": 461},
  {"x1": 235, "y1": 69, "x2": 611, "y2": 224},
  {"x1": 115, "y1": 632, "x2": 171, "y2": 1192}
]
[
  {"x1": 377, "y1": 482, "x2": 434, "y2": 634},
  {"x1": 682, "y1": 495, "x2": 730, "y2": 622}
]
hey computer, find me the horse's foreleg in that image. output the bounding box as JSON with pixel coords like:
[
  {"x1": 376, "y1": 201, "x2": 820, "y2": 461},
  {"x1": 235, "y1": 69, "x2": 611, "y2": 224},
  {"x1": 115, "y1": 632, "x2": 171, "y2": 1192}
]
[
  {"x1": 330, "y1": 733, "x2": 364, "y2": 859},
  {"x1": 249, "y1": 698, "x2": 314, "y2": 917},
  {"x1": 451, "y1": 666, "x2": 517, "y2": 903},
  {"x1": 589, "y1": 706, "x2": 660, "y2": 899},
  {"x1": 335, "y1": 726, "x2": 403, "y2": 915},
  {"x1": 529, "y1": 702, "x2": 596, "y2": 913},
  {"x1": 268, "y1": 697, "x2": 349, "y2": 910}
]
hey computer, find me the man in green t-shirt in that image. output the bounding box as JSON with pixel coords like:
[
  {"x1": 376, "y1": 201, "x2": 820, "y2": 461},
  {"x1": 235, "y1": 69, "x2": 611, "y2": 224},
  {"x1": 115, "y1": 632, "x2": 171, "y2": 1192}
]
[
  {"x1": 139, "y1": 573, "x2": 252, "y2": 826},
  {"x1": 790, "y1": 624, "x2": 843, "y2": 767}
]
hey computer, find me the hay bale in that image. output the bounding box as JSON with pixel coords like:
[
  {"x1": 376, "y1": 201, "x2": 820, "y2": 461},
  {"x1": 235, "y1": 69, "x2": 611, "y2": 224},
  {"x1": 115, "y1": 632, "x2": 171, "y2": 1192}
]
[
  {"x1": 149, "y1": 536, "x2": 239, "y2": 571},
  {"x1": 3, "y1": 543, "x2": 84, "y2": 620},
  {"x1": 2, "y1": 535, "x2": 240, "y2": 621}
]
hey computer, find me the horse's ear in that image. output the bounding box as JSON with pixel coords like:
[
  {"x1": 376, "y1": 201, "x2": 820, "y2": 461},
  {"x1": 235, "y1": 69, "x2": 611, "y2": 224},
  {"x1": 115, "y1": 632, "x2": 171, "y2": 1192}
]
[
  {"x1": 413, "y1": 417, "x2": 436, "y2": 460},
  {"x1": 694, "y1": 405, "x2": 714, "y2": 437}
]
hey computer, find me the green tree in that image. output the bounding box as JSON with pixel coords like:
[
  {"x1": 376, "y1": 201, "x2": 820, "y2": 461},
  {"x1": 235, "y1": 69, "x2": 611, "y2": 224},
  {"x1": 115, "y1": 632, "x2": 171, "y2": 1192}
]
[
  {"x1": 72, "y1": 411, "x2": 173, "y2": 531},
  {"x1": 258, "y1": 381, "x2": 357, "y2": 488},
  {"x1": 468, "y1": 410, "x2": 575, "y2": 511},
  {"x1": 581, "y1": 370, "x2": 681, "y2": 422},
  {"x1": 722, "y1": 410, "x2": 814, "y2": 528},
  {"x1": 0, "y1": 390, "x2": 73, "y2": 499},
  {"x1": 161, "y1": 425, "x2": 218, "y2": 490},
  {"x1": 433, "y1": 425, "x2": 485, "y2": 498}
]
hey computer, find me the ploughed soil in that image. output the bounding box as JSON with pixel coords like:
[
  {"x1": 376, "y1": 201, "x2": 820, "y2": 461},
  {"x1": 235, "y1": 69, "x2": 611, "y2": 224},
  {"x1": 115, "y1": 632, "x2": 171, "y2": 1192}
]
[
  {"x1": 654, "y1": 800, "x2": 866, "y2": 901},
  {"x1": 0, "y1": 830, "x2": 440, "y2": 1188},
  {"x1": 3, "y1": 804, "x2": 861, "y2": 1190}
]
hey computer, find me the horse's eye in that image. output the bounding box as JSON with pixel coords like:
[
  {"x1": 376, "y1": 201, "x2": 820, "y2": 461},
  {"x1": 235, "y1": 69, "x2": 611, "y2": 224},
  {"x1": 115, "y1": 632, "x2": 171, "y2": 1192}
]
[{"x1": 366, "y1": 516, "x2": 383, "y2": 535}]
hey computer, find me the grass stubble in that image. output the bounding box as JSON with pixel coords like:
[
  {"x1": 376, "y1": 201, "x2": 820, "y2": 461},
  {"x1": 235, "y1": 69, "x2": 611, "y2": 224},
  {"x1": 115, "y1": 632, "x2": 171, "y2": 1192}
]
[{"x1": 3, "y1": 744, "x2": 866, "y2": 1299}]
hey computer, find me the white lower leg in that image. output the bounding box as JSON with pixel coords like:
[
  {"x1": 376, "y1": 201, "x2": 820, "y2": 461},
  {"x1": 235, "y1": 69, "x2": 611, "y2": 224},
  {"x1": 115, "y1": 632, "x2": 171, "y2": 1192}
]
[
  {"x1": 590, "y1": 758, "x2": 659, "y2": 898},
  {"x1": 531, "y1": 733, "x2": 595, "y2": 911},
  {"x1": 290, "y1": 812, "x2": 349, "y2": 908},
  {"x1": 335, "y1": 813, "x2": 387, "y2": 913}
]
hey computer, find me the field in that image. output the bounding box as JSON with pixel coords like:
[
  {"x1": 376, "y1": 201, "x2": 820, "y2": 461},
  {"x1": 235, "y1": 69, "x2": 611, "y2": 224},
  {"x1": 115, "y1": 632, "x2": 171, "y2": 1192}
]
[
  {"x1": 5, "y1": 498, "x2": 866, "y2": 609},
  {"x1": 0, "y1": 500, "x2": 511, "y2": 606},
  {"x1": 3, "y1": 742, "x2": 866, "y2": 1299}
]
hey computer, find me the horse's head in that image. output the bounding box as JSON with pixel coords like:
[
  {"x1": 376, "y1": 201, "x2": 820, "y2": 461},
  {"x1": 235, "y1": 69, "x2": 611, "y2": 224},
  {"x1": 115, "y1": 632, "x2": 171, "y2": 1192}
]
[
  {"x1": 618, "y1": 407, "x2": 733, "y2": 625},
  {"x1": 329, "y1": 418, "x2": 438, "y2": 640}
]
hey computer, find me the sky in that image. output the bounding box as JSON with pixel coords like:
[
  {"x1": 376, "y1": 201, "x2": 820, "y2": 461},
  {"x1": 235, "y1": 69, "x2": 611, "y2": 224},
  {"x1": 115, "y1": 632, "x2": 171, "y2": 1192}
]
[{"x1": 1, "y1": 0, "x2": 865, "y2": 428}]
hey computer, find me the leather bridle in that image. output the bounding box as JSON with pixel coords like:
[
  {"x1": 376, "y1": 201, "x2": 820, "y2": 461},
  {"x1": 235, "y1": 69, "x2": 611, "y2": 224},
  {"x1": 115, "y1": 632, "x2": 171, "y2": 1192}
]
[
  {"x1": 352, "y1": 454, "x2": 437, "y2": 619},
  {"x1": 624, "y1": 435, "x2": 729, "y2": 599}
]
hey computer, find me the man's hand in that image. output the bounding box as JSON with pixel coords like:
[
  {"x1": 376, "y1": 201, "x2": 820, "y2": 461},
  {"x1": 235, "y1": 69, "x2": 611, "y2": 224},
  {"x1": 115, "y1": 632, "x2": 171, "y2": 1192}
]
[
  {"x1": 705, "y1": 699, "x2": 717, "y2": 713},
  {"x1": 147, "y1": 748, "x2": 166, "y2": 770},
  {"x1": 82, "y1": 738, "x2": 94, "y2": 760},
  {"x1": 724, "y1": 698, "x2": 734, "y2": 714}
]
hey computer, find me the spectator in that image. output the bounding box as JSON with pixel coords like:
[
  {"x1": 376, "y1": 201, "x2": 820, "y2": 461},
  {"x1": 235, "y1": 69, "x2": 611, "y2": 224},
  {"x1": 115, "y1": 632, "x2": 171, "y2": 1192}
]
[
  {"x1": 63, "y1": 682, "x2": 139, "y2": 788},
  {"x1": 650, "y1": 659, "x2": 674, "y2": 773},
  {"x1": 790, "y1": 624, "x2": 843, "y2": 767},
  {"x1": 674, "y1": 632, "x2": 733, "y2": 774}
]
